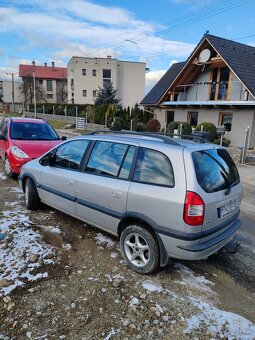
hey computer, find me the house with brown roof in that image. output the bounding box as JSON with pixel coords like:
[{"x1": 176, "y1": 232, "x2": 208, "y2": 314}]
[
  {"x1": 141, "y1": 34, "x2": 255, "y2": 148},
  {"x1": 19, "y1": 62, "x2": 67, "y2": 105}
]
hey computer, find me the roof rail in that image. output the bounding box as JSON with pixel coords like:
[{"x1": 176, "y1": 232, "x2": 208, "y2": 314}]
[
  {"x1": 90, "y1": 130, "x2": 209, "y2": 144},
  {"x1": 90, "y1": 130, "x2": 181, "y2": 145}
]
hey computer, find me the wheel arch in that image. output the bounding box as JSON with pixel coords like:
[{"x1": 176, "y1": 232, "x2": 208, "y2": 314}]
[
  {"x1": 21, "y1": 172, "x2": 38, "y2": 192},
  {"x1": 118, "y1": 214, "x2": 168, "y2": 267}
]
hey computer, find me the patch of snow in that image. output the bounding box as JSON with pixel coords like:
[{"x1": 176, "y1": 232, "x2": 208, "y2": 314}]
[
  {"x1": 62, "y1": 243, "x2": 72, "y2": 251},
  {"x1": 184, "y1": 297, "x2": 255, "y2": 339},
  {"x1": 95, "y1": 233, "x2": 115, "y2": 248},
  {"x1": 156, "y1": 303, "x2": 164, "y2": 313},
  {"x1": 39, "y1": 225, "x2": 62, "y2": 234},
  {"x1": 0, "y1": 204, "x2": 57, "y2": 296},
  {"x1": 104, "y1": 328, "x2": 118, "y2": 340},
  {"x1": 110, "y1": 252, "x2": 118, "y2": 258},
  {"x1": 0, "y1": 173, "x2": 7, "y2": 180},
  {"x1": 142, "y1": 280, "x2": 163, "y2": 292},
  {"x1": 129, "y1": 297, "x2": 139, "y2": 306},
  {"x1": 174, "y1": 263, "x2": 215, "y2": 296},
  {"x1": 7, "y1": 186, "x2": 23, "y2": 193}
]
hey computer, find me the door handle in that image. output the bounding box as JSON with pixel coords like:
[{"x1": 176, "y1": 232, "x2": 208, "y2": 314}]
[
  {"x1": 111, "y1": 191, "x2": 122, "y2": 198},
  {"x1": 65, "y1": 179, "x2": 74, "y2": 186}
]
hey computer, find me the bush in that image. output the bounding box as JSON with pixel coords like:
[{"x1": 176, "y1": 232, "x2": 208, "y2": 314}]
[
  {"x1": 213, "y1": 137, "x2": 231, "y2": 147},
  {"x1": 167, "y1": 121, "x2": 180, "y2": 134},
  {"x1": 109, "y1": 117, "x2": 123, "y2": 131},
  {"x1": 134, "y1": 122, "x2": 146, "y2": 131},
  {"x1": 195, "y1": 122, "x2": 217, "y2": 141},
  {"x1": 146, "y1": 119, "x2": 161, "y2": 132},
  {"x1": 167, "y1": 121, "x2": 192, "y2": 135}
]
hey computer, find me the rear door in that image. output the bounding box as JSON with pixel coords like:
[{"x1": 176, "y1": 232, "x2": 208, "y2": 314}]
[
  {"x1": 188, "y1": 147, "x2": 242, "y2": 232},
  {"x1": 75, "y1": 141, "x2": 136, "y2": 235}
]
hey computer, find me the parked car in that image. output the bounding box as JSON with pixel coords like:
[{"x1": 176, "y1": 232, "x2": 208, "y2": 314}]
[
  {"x1": 0, "y1": 117, "x2": 65, "y2": 177},
  {"x1": 19, "y1": 132, "x2": 242, "y2": 274}
]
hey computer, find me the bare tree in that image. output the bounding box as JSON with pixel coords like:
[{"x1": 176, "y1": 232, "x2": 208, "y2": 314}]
[
  {"x1": 56, "y1": 80, "x2": 68, "y2": 103},
  {"x1": 21, "y1": 77, "x2": 46, "y2": 110}
]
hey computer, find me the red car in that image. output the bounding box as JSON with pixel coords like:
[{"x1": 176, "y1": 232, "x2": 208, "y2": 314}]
[{"x1": 0, "y1": 117, "x2": 65, "y2": 177}]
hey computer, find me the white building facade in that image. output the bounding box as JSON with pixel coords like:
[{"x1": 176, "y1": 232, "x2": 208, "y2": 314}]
[{"x1": 67, "y1": 57, "x2": 146, "y2": 108}]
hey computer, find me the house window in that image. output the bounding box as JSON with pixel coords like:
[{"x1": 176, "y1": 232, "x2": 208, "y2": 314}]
[
  {"x1": 72, "y1": 93, "x2": 74, "y2": 97},
  {"x1": 39, "y1": 79, "x2": 43, "y2": 85},
  {"x1": 83, "y1": 90, "x2": 87, "y2": 97},
  {"x1": 103, "y1": 69, "x2": 111, "y2": 79},
  {"x1": 166, "y1": 111, "x2": 175, "y2": 126},
  {"x1": 103, "y1": 79, "x2": 111, "y2": 86},
  {"x1": 93, "y1": 90, "x2": 97, "y2": 97},
  {"x1": 209, "y1": 67, "x2": 230, "y2": 101},
  {"x1": 187, "y1": 112, "x2": 198, "y2": 127},
  {"x1": 47, "y1": 94, "x2": 53, "y2": 99},
  {"x1": 219, "y1": 112, "x2": 232, "y2": 131},
  {"x1": 71, "y1": 98, "x2": 74, "y2": 104},
  {"x1": 82, "y1": 69, "x2": 86, "y2": 76},
  {"x1": 92, "y1": 69, "x2": 97, "y2": 76},
  {"x1": 47, "y1": 80, "x2": 53, "y2": 92},
  {"x1": 71, "y1": 79, "x2": 74, "y2": 86}
]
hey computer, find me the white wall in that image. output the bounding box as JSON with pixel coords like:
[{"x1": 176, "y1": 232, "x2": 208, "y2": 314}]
[
  {"x1": 2, "y1": 80, "x2": 23, "y2": 103},
  {"x1": 68, "y1": 57, "x2": 145, "y2": 108},
  {"x1": 155, "y1": 107, "x2": 255, "y2": 148}
]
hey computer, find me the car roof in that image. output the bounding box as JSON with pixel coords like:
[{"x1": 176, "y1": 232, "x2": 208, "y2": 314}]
[
  {"x1": 70, "y1": 132, "x2": 220, "y2": 151},
  {"x1": 9, "y1": 117, "x2": 47, "y2": 124}
]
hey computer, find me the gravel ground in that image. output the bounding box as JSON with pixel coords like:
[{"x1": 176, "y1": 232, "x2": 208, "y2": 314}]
[{"x1": 1, "y1": 163, "x2": 255, "y2": 339}]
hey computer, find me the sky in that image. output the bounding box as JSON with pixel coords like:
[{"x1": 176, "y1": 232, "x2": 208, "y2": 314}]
[{"x1": 0, "y1": 0, "x2": 255, "y2": 93}]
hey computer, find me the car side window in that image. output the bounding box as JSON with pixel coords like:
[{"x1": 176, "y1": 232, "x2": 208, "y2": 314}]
[
  {"x1": 54, "y1": 140, "x2": 89, "y2": 170},
  {"x1": 133, "y1": 148, "x2": 174, "y2": 187},
  {"x1": 119, "y1": 146, "x2": 136, "y2": 179},
  {"x1": 86, "y1": 141, "x2": 129, "y2": 177}
]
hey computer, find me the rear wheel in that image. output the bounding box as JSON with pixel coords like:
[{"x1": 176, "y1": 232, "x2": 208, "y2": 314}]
[
  {"x1": 25, "y1": 178, "x2": 41, "y2": 210},
  {"x1": 120, "y1": 224, "x2": 160, "y2": 274},
  {"x1": 4, "y1": 157, "x2": 15, "y2": 178}
]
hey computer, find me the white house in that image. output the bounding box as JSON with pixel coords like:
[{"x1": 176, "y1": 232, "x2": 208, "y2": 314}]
[{"x1": 67, "y1": 56, "x2": 146, "y2": 108}]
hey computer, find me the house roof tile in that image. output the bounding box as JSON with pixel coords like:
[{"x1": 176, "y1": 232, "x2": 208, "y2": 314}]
[
  {"x1": 140, "y1": 62, "x2": 185, "y2": 105},
  {"x1": 19, "y1": 64, "x2": 67, "y2": 80}
]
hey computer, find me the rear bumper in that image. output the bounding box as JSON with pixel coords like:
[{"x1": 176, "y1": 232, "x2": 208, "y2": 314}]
[{"x1": 159, "y1": 218, "x2": 241, "y2": 261}]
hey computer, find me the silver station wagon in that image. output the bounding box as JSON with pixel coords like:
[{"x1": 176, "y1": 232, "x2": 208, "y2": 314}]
[{"x1": 19, "y1": 132, "x2": 242, "y2": 274}]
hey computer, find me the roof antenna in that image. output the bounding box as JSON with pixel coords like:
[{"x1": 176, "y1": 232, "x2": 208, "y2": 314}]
[{"x1": 204, "y1": 30, "x2": 209, "y2": 36}]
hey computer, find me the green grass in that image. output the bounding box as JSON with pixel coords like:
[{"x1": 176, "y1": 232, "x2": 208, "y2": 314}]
[{"x1": 47, "y1": 120, "x2": 69, "y2": 129}]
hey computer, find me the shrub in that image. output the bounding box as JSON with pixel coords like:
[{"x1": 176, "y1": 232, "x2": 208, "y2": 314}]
[
  {"x1": 146, "y1": 119, "x2": 161, "y2": 132},
  {"x1": 213, "y1": 137, "x2": 231, "y2": 147},
  {"x1": 109, "y1": 117, "x2": 123, "y2": 131},
  {"x1": 167, "y1": 121, "x2": 192, "y2": 135},
  {"x1": 167, "y1": 121, "x2": 180, "y2": 134},
  {"x1": 134, "y1": 122, "x2": 146, "y2": 131},
  {"x1": 195, "y1": 122, "x2": 217, "y2": 141}
]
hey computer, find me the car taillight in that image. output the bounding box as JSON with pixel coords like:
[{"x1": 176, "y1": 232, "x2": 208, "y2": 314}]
[{"x1": 183, "y1": 191, "x2": 204, "y2": 226}]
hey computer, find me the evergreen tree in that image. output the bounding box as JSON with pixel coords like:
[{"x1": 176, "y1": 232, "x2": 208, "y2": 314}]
[{"x1": 95, "y1": 81, "x2": 120, "y2": 106}]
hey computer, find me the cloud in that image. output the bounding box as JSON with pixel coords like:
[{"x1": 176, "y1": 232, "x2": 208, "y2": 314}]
[{"x1": 145, "y1": 70, "x2": 166, "y2": 93}]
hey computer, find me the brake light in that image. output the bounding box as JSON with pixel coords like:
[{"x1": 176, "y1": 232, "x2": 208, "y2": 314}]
[{"x1": 183, "y1": 191, "x2": 205, "y2": 226}]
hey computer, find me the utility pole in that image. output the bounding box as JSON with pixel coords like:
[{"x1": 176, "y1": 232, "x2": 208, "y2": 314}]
[{"x1": 32, "y1": 60, "x2": 37, "y2": 118}]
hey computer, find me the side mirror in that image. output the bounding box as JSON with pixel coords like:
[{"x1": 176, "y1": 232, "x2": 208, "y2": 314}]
[
  {"x1": 61, "y1": 136, "x2": 67, "y2": 141},
  {"x1": 0, "y1": 134, "x2": 6, "y2": 141},
  {"x1": 49, "y1": 155, "x2": 56, "y2": 166}
]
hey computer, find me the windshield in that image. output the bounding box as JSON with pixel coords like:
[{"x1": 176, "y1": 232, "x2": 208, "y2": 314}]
[
  {"x1": 192, "y1": 149, "x2": 240, "y2": 193},
  {"x1": 10, "y1": 122, "x2": 59, "y2": 141}
]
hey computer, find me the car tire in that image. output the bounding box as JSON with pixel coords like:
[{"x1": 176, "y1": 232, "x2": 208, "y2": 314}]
[
  {"x1": 120, "y1": 224, "x2": 160, "y2": 274},
  {"x1": 25, "y1": 178, "x2": 41, "y2": 210},
  {"x1": 4, "y1": 157, "x2": 15, "y2": 178}
]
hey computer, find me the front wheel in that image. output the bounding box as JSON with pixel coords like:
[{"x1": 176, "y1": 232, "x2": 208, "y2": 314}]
[
  {"x1": 4, "y1": 157, "x2": 15, "y2": 178},
  {"x1": 25, "y1": 178, "x2": 41, "y2": 210},
  {"x1": 120, "y1": 224, "x2": 160, "y2": 274}
]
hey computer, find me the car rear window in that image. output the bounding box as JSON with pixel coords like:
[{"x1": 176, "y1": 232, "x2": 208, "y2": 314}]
[{"x1": 192, "y1": 149, "x2": 240, "y2": 193}]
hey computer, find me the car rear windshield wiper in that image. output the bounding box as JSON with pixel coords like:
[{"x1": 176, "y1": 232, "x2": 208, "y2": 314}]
[{"x1": 225, "y1": 179, "x2": 239, "y2": 195}]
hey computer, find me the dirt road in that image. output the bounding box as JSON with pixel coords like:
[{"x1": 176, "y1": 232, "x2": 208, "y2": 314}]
[{"x1": 0, "y1": 163, "x2": 255, "y2": 339}]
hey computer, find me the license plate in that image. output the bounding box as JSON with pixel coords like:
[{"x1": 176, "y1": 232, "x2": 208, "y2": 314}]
[{"x1": 218, "y1": 200, "x2": 236, "y2": 218}]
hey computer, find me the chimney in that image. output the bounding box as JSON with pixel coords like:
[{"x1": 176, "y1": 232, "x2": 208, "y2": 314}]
[
  {"x1": 52, "y1": 61, "x2": 55, "y2": 67},
  {"x1": 44, "y1": 63, "x2": 47, "y2": 67}
]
